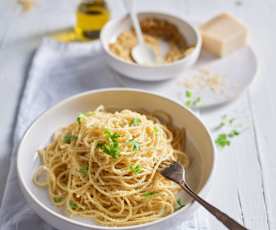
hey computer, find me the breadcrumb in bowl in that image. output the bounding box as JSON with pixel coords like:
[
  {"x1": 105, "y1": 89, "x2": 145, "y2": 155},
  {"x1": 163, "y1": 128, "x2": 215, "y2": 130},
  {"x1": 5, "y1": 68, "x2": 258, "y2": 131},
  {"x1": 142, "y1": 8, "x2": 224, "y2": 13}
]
[{"x1": 109, "y1": 18, "x2": 195, "y2": 64}]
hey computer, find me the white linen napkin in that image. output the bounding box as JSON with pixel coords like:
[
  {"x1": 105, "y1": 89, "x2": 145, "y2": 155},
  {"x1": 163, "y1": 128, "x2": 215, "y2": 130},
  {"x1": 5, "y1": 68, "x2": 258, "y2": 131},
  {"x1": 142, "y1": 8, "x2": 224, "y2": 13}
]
[{"x1": 0, "y1": 39, "x2": 209, "y2": 230}]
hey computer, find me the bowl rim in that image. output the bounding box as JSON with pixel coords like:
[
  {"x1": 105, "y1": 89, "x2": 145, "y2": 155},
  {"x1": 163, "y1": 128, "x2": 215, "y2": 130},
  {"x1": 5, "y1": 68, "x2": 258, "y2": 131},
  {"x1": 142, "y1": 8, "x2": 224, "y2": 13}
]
[
  {"x1": 17, "y1": 88, "x2": 215, "y2": 230},
  {"x1": 100, "y1": 11, "x2": 202, "y2": 69}
]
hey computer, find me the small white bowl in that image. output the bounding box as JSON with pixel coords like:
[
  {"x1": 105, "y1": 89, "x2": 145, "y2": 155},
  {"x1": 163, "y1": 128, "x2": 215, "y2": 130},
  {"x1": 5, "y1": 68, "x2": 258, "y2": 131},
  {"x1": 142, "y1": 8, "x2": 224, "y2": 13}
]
[
  {"x1": 17, "y1": 89, "x2": 215, "y2": 230},
  {"x1": 100, "y1": 12, "x2": 202, "y2": 81}
]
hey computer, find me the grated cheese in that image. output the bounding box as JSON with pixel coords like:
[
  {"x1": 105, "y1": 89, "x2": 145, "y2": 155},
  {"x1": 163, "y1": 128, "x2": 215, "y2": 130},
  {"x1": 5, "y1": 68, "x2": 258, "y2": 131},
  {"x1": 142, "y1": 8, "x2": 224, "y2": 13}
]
[{"x1": 181, "y1": 68, "x2": 223, "y2": 94}]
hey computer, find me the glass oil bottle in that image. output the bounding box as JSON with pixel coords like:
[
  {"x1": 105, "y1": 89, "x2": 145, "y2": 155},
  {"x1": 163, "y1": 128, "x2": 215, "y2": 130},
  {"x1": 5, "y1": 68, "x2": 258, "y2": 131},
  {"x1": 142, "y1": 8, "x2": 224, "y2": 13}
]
[{"x1": 75, "y1": 0, "x2": 110, "y2": 40}]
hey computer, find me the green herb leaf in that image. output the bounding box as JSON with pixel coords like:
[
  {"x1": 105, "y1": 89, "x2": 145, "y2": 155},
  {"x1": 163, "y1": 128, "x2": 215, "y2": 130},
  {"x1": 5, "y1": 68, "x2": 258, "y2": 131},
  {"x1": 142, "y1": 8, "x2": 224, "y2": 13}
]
[
  {"x1": 98, "y1": 130, "x2": 121, "y2": 159},
  {"x1": 53, "y1": 197, "x2": 63, "y2": 203},
  {"x1": 176, "y1": 198, "x2": 185, "y2": 210},
  {"x1": 69, "y1": 200, "x2": 78, "y2": 210},
  {"x1": 101, "y1": 142, "x2": 120, "y2": 159},
  {"x1": 215, "y1": 129, "x2": 241, "y2": 149},
  {"x1": 132, "y1": 141, "x2": 140, "y2": 151},
  {"x1": 128, "y1": 139, "x2": 140, "y2": 151},
  {"x1": 215, "y1": 133, "x2": 230, "y2": 148},
  {"x1": 79, "y1": 164, "x2": 89, "y2": 176},
  {"x1": 143, "y1": 191, "x2": 157, "y2": 197},
  {"x1": 129, "y1": 164, "x2": 143, "y2": 174},
  {"x1": 228, "y1": 130, "x2": 240, "y2": 138},
  {"x1": 214, "y1": 121, "x2": 226, "y2": 131},
  {"x1": 214, "y1": 115, "x2": 236, "y2": 131},
  {"x1": 76, "y1": 113, "x2": 86, "y2": 124},
  {"x1": 193, "y1": 97, "x2": 201, "y2": 106},
  {"x1": 184, "y1": 91, "x2": 201, "y2": 108},
  {"x1": 185, "y1": 100, "x2": 192, "y2": 108},
  {"x1": 229, "y1": 118, "x2": 235, "y2": 124},
  {"x1": 153, "y1": 127, "x2": 159, "y2": 134},
  {"x1": 63, "y1": 135, "x2": 78, "y2": 144},
  {"x1": 97, "y1": 142, "x2": 104, "y2": 148},
  {"x1": 130, "y1": 118, "x2": 141, "y2": 126},
  {"x1": 104, "y1": 129, "x2": 120, "y2": 141},
  {"x1": 185, "y1": 90, "x2": 192, "y2": 98}
]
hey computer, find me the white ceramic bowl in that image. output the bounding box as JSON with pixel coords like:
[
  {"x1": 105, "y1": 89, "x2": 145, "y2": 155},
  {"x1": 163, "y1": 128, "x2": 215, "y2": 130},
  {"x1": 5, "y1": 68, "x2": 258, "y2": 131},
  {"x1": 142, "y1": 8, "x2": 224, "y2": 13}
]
[
  {"x1": 100, "y1": 12, "x2": 202, "y2": 81},
  {"x1": 17, "y1": 89, "x2": 215, "y2": 230}
]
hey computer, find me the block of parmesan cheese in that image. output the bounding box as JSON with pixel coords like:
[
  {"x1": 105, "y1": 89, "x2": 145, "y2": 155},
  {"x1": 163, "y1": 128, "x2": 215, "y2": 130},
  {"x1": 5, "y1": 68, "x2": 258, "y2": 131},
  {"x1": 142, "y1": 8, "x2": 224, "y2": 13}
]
[{"x1": 200, "y1": 13, "x2": 248, "y2": 57}]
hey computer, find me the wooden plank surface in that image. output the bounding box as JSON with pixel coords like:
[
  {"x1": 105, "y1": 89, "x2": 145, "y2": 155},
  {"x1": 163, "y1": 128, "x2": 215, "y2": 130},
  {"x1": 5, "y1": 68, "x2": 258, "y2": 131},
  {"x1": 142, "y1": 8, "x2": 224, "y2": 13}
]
[{"x1": 0, "y1": 0, "x2": 275, "y2": 229}]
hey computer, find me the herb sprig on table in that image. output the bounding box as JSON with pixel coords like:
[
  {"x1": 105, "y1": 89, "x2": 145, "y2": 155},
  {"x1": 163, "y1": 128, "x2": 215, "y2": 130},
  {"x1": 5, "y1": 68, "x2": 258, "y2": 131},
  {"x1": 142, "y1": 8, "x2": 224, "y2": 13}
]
[
  {"x1": 213, "y1": 115, "x2": 235, "y2": 131},
  {"x1": 213, "y1": 115, "x2": 243, "y2": 149},
  {"x1": 184, "y1": 90, "x2": 201, "y2": 108},
  {"x1": 215, "y1": 130, "x2": 240, "y2": 149}
]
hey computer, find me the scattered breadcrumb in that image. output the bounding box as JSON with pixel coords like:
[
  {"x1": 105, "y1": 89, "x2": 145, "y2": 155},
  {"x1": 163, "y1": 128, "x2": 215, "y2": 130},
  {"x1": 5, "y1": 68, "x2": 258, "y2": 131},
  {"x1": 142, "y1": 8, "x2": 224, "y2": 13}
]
[
  {"x1": 18, "y1": 0, "x2": 34, "y2": 12},
  {"x1": 181, "y1": 68, "x2": 223, "y2": 94}
]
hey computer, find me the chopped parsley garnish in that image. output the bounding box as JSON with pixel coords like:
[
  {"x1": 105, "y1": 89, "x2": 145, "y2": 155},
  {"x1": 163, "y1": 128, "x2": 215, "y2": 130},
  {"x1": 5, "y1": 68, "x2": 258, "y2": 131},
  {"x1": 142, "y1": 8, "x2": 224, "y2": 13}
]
[
  {"x1": 104, "y1": 129, "x2": 120, "y2": 141},
  {"x1": 185, "y1": 90, "x2": 192, "y2": 98},
  {"x1": 128, "y1": 139, "x2": 140, "y2": 151},
  {"x1": 215, "y1": 133, "x2": 230, "y2": 148},
  {"x1": 69, "y1": 200, "x2": 78, "y2": 210},
  {"x1": 215, "y1": 129, "x2": 240, "y2": 149},
  {"x1": 176, "y1": 198, "x2": 185, "y2": 210},
  {"x1": 185, "y1": 100, "x2": 192, "y2": 108},
  {"x1": 53, "y1": 197, "x2": 63, "y2": 203},
  {"x1": 63, "y1": 135, "x2": 78, "y2": 144},
  {"x1": 130, "y1": 118, "x2": 141, "y2": 126},
  {"x1": 143, "y1": 191, "x2": 157, "y2": 197},
  {"x1": 184, "y1": 90, "x2": 201, "y2": 108},
  {"x1": 228, "y1": 130, "x2": 240, "y2": 137},
  {"x1": 129, "y1": 164, "x2": 142, "y2": 174},
  {"x1": 213, "y1": 114, "x2": 243, "y2": 150},
  {"x1": 98, "y1": 129, "x2": 121, "y2": 159},
  {"x1": 79, "y1": 164, "x2": 89, "y2": 176},
  {"x1": 214, "y1": 115, "x2": 236, "y2": 131},
  {"x1": 100, "y1": 142, "x2": 120, "y2": 159},
  {"x1": 76, "y1": 113, "x2": 87, "y2": 124}
]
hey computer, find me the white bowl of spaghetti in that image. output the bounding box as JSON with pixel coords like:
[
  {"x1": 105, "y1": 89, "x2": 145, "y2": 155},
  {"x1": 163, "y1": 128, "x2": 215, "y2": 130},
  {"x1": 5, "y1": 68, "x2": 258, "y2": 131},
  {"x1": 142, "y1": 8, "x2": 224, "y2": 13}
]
[{"x1": 17, "y1": 88, "x2": 215, "y2": 230}]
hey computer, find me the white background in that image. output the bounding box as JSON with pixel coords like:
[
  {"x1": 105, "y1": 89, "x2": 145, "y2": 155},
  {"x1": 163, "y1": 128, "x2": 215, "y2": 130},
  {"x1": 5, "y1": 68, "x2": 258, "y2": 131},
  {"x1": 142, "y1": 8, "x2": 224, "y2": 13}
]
[{"x1": 0, "y1": 0, "x2": 275, "y2": 229}]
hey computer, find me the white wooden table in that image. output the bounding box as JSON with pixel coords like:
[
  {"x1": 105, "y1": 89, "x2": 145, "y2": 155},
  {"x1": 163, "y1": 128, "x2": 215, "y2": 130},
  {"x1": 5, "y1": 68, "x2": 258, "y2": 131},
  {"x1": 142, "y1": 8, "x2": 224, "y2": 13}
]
[{"x1": 0, "y1": 0, "x2": 275, "y2": 229}]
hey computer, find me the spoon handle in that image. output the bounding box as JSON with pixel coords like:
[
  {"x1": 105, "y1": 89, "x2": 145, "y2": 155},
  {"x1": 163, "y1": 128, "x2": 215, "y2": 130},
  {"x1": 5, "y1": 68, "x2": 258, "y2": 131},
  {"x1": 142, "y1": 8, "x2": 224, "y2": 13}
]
[
  {"x1": 179, "y1": 181, "x2": 247, "y2": 230},
  {"x1": 123, "y1": 0, "x2": 144, "y2": 44}
]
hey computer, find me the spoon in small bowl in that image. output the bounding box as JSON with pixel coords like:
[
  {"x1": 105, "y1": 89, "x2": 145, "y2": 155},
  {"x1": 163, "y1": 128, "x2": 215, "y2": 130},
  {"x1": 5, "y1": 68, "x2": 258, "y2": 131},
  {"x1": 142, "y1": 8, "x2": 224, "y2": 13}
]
[
  {"x1": 123, "y1": 0, "x2": 159, "y2": 65},
  {"x1": 160, "y1": 161, "x2": 248, "y2": 230}
]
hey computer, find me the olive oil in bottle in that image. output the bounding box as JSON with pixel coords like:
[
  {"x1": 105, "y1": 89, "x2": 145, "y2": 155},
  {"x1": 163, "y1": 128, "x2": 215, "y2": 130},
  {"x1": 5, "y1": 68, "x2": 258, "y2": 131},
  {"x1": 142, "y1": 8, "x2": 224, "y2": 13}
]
[{"x1": 75, "y1": 0, "x2": 110, "y2": 39}]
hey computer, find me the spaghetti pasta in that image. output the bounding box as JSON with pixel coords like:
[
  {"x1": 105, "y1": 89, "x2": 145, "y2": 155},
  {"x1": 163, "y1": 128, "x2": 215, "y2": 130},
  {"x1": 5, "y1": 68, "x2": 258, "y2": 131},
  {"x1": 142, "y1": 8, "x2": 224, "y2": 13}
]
[{"x1": 33, "y1": 106, "x2": 189, "y2": 226}]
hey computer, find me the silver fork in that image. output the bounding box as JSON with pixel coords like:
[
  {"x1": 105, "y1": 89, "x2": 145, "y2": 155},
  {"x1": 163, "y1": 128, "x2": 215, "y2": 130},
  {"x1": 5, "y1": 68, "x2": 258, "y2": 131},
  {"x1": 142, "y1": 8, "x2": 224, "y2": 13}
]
[{"x1": 160, "y1": 161, "x2": 247, "y2": 230}]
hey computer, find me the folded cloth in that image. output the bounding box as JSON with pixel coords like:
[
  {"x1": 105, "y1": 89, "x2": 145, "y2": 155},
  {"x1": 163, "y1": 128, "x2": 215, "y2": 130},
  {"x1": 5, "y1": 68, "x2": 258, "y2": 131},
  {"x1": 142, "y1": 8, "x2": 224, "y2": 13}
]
[{"x1": 0, "y1": 39, "x2": 209, "y2": 230}]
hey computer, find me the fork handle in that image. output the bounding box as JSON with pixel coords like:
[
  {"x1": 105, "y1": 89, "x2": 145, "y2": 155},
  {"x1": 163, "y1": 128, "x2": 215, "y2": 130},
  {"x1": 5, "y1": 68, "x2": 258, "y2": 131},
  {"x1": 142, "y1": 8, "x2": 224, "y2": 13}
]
[{"x1": 179, "y1": 180, "x2": 247, "y2": 230}]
